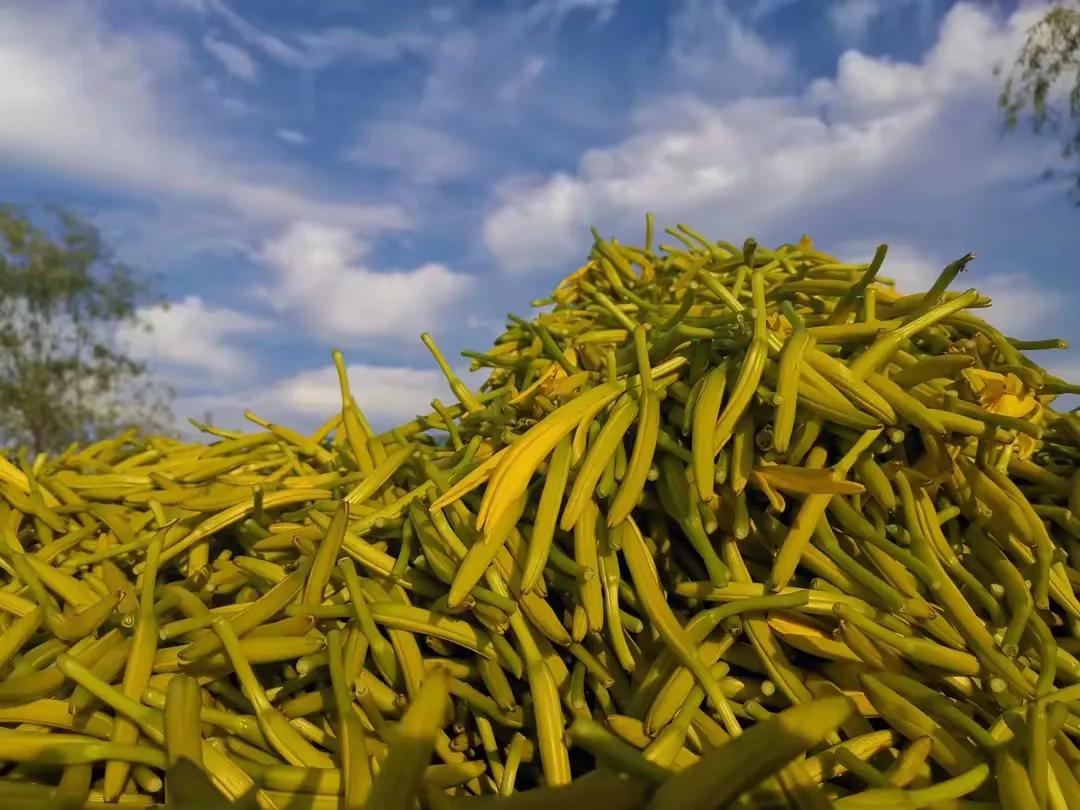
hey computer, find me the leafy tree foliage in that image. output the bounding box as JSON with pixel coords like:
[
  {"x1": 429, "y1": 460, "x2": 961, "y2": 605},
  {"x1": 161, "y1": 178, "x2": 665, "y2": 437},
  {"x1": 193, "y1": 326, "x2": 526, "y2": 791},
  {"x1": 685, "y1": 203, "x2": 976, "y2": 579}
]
[{"x1": 0, "y1": 204, "x2": 173, "y2": 453}]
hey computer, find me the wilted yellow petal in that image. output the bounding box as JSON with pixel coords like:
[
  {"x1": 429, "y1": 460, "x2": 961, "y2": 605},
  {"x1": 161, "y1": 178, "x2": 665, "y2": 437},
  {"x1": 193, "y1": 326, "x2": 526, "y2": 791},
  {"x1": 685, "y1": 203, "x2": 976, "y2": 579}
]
[
  {"x1": 766, "y1": 312, "x2": 792, "y2": 338},
  {"x1": 988, "y1": 392, "x2": 1034, "y2": 418},
  {"x1": 961, "y1": 367, "x2": 1002, "y2": 395},
  {"x1": 972, "y1": 333, "x2": 996, "y2": 365},
  {"x1": 1014, "y1": 432, "x2": 1037, "y2": 461},
  {"x1": 1002, "y1": 373, "x2": 1026, "y2": 396},
  {"x1": 986, "y1": 379, "x2": 1036, "y2": 419}
]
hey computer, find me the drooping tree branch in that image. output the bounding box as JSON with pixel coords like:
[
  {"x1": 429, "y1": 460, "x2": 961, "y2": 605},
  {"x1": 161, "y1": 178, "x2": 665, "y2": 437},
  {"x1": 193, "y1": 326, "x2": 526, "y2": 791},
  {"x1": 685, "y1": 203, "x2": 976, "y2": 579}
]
[{"x1": 999, "y1": 4, "x2": 1080, "y2": 197}]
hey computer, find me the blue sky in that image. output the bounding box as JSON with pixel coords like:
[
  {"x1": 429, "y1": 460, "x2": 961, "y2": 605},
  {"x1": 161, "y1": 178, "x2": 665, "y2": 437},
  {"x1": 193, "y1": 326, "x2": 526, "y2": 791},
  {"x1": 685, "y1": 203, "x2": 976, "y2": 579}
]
[{"x1": 1, "y1": 0, "x2": 1078, "y2": 433}]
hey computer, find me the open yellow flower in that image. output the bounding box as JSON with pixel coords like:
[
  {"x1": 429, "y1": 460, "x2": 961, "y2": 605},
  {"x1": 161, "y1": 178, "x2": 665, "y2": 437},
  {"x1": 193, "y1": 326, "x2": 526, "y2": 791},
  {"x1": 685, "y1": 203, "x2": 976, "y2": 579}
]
[{"x1": 961, "y1": 368, "x2": 1037, "y2": 419}]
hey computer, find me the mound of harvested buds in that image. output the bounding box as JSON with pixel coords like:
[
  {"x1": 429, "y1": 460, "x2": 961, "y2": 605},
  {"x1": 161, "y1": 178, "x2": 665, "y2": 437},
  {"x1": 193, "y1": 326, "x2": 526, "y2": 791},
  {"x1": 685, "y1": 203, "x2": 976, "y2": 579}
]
[{"x1": 1, "y1": 219, "x2": 1078, "y2": 809}]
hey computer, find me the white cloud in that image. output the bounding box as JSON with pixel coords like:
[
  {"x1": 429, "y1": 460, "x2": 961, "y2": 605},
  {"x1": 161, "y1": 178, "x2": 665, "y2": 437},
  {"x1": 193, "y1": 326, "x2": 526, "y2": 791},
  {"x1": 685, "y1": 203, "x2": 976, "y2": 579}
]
[
  {"x1": 202, "y1": 31, "x2": 259, "y2": 81},
  {"x1": 276, "y1": 128, "x2": 309, "y2": 145},
  {"x1": 123, "y1": 296, "x2": 268, "y2": 378},
  {"x1": 829, "y1": 0, "x2": 938, "y2": 43},
  {"x1": 485, "y1": 174, "x2": 589, "y2": 273},
  {"x1": 483, "y1": 3, "x2": 1055, "y2": 274},
  {"x1": 667, "y1": 0, "x2": 794, "y2": 91},
  {"x1": 347, "y1": 121, "x2": 475, "y2": 184},
  {"x1": 0, "y1": 3, "x2": 403, "y2": 231},
  {"x1": 266, "y1": 363, "x2": 447, "y2": 422},
  {"x1": 829, "y1": 0, "x2": 892, "y2": 40},
  {"x1": 257, "y1": 222, "x2": 471, "y2": 343},
  {"x1": 174, "y1": 361, "x2": 451, "y2": 433}
]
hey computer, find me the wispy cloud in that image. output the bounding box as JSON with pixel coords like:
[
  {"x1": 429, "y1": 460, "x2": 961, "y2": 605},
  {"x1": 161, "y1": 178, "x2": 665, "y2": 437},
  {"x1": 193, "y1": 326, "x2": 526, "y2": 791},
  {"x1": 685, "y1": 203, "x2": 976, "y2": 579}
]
[
  {"x1": 746, "y1": 0, "x2": 801, "y2": 21},
  {"x1": 0, "y1": 3, "x2": 405, "y2": 230},
  {"x1": 525, "y1": 0, "x2": 622, "y2": 28},
  {"x1": 346, "y1": 121, "x2": 475, "y2": 185},
  {"x1": 667, "y1": 0, "x2": 795, "y2": 93},
  {"x1": 202, "y1": 31, "x2": 259, "y2": 81},
  {"x1": 276, "y1": 128, "x2": 308, "y2": 145},
  {"x1": 293, "y1": 27, "x2": 432, "y2": 67},
  {"x1": 194, "y1": 0, "x2": 432, "y2": 70},
  {"x1": 498, "y1": 55, "x2": 548, "y2": 103}
]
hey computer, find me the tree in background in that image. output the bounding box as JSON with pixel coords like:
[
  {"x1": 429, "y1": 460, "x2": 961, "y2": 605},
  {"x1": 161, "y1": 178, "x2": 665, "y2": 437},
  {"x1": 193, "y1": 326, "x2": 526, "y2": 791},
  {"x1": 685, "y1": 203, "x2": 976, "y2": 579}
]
[
  {"x1": 1000, "y1": 4, "x2": 1080, "y2": 197},
  {"x1": 0, "y1": 204, "x2": 173, "y2": 454}
]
